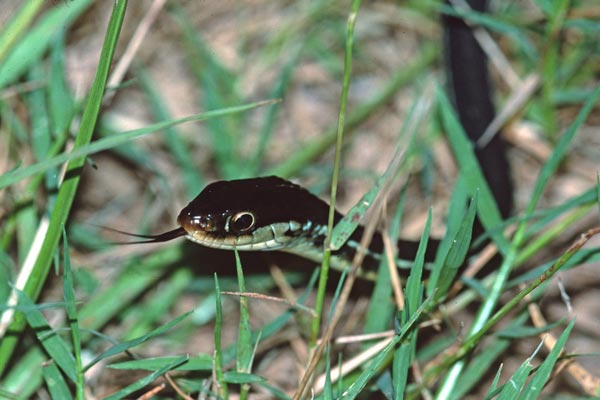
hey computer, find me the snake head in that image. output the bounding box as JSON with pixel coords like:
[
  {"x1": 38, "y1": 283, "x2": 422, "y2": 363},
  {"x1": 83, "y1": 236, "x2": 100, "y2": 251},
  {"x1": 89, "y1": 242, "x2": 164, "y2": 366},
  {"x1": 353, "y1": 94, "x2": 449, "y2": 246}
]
[
  {"x1": 176, "y1": 176, "x2": 330, "y2": 250},
  {"x1": 106, "y1": 176, "x2": 332, "y2": 250}
]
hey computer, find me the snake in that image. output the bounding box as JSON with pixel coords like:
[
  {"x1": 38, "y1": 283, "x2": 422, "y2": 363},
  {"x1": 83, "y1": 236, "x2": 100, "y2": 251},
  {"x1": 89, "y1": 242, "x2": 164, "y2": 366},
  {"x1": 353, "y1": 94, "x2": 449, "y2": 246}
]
[
  {"x1": 117, "y1": 0, "x2": 513, "y2": 275},
  {"x1": 125, "y1": 175, "x2": 438, "y2": 274}
]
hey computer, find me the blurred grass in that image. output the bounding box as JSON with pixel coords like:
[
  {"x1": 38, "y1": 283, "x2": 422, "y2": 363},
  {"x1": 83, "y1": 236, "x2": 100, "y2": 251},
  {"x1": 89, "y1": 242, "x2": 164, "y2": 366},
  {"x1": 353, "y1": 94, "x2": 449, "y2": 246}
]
[
  {"x1": 0, "y1": 0, "x2": 599, "y2": 398},
  {"x1": 0, "y1": 0, "x2": 129, "y2": 380}
]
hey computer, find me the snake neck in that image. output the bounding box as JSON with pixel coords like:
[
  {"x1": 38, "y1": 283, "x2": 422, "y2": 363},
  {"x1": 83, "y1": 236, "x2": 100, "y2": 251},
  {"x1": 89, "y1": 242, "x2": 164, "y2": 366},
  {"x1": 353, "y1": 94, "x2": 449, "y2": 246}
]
[{"x1": 283, "y1": 218, "x2": 439, "y2": 277}]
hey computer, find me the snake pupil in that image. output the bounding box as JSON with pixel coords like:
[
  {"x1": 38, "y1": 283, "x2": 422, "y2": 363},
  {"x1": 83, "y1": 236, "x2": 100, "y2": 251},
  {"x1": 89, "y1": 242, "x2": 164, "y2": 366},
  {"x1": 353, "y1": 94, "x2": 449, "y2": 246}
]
[{"x1": 231, "y1": 212, "x2": 255, "y2": 232}]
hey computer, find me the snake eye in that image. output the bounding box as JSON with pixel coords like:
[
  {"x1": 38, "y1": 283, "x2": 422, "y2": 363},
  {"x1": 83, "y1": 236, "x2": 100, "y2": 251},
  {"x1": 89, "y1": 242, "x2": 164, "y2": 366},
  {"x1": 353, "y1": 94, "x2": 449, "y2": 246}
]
[{"x1": 230, "y1": 211, "x2": 255, "y2": 233}]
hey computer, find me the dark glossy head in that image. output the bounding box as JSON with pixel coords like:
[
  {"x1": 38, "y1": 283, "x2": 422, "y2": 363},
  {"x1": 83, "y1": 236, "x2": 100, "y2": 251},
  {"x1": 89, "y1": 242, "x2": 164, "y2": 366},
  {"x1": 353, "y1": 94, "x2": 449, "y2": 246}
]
[{"x1": 177, "y1": 176, "x2": 330, "y2": 250}]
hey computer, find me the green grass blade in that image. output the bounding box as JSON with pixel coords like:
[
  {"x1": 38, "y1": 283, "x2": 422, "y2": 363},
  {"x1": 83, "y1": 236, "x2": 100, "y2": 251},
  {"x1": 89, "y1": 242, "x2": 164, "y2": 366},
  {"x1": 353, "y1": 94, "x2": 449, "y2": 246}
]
[
  {"x1": 404, "y1": 209, "x2": 432, "y2": 316},
  {"x1": 441, "y1": 81, "x2": 600, "y2": 397},
  {"x1": 79, "y1": 246, "x2": 183, "y2": 332},
  {"x1": 363, "y1": 185, "x2": 408, "y2": 334},
  {"x1": 109, "y1": 354, "x2": 212, "y2": 371},
  {"x1": 61, "y1": 230, "x2": 84, "y2": 398},
  {"x1": 223, "y1": 371, "x2": 266, "y2": 384},
  {"x1": 329, "y1": 173, "x2": 384, "y2": 251},
  {"x1": 521, "y1": 320, "x2": 575, "y2": 399},
  {"x1": 392, "y1": 211, "x2": 432, "y2": 399},
  {"x1": 436, "y1": 86, "x2": 507, "y2": 251},
  {"x1": 343, "y1": 295, "x2": 433, "y2": 399},
  {"x1": 427, "y1": 175, "x2": 469, "y2": 295},
  {"x1": 214, "y1": 273, "x2": 229, "y2": 398},
  {"x1": 435, "y1": 85, "x2": 509, "y2": 398},
  {"x1": 496, "y1": 341, "x2": 543, "y2": 400},
  {"x1": 346, "y1": 339, "x2": 401, "y2": 400},
  {"x1": 83, "y1": 310, "x2": 193, "y2": 371},
  {"x1": 109, "y1": 354, "x2": 213, "y2": 371},
  {"x1": 0, "y1": 347, "x2": 45, "y2": 398},
  {"x1": 0, "y1": 100, "x2": 277, "y2": 190},
  {"x1": 48, "y1": 33, "x2": 76, "y2": 138},
  {"x1": 122, "y1": 268, "x2": 192, "y2": 340},
  {"x1": 103, "y1": 355, "x2": 188, "y2": 400},
  {"x1": 0, "y1": 250, "x2": 13, "y2": 303},
  {"x1": 455, "y1": 314, "x2": 529, "y2": 398},
  {"x1": 14, "y1": 289, "x2": 77, "y2": 382},
  {"x1": 26, "y1": 64, "x2": 50, "y2": 162},
  {"x1": 329, "y1": 89, "x2": 424, "y2": 251},
  {"x1": 233, "y1": 249, "x2": 253, "y2": 400},
  {"x1": 0, "y1": 0, "x2": 93, "y2": 88},
  {"x1": 522, "y1": 83, "x2": 600, "y2": 220},
  {"x1": 220, "y1": 269, "x2": 319, "y2": 367},
  {"x1": 483, "y1": 364, "x2": 504, "y2": 400},
  {"x1": 433, "y1": 191, "x2": 478, "y2": 302},
  {"x1": 0, "y1": 0, "x2": 44, "y2": 62},
  {"x1": 255, "y1": 381, "x2": 293, "y2": 400},
  {"x1": 0, "y1": 0, "x2": 128, "y2": 375},
  {"x1": 312, "y1": 0, "x2": 361, "y2": 344},
  {"x1": 0, "y1": 389, "x2": 18, "y2": 400},
  {"x1": 519, "y1": 206, "x2": 594, "y2": 263},
  {"x1": 429, "y1": 220, "x2": 598, "y2": 396},
  {"x1": 496, "y1": 319, "x2": 563, "y2": 339},
  {"x1": 42, "y1": 362, "x2": 73, "y2": 400},
  {"x1": 393, "y1": 333, "x2": 418, "y2": 400},
  {"x1": 524, "y1": 187, "x2": 595, "y2": 240},
  {"x1": 539, "y1": 0, "x2": 571, "y2": 140}
]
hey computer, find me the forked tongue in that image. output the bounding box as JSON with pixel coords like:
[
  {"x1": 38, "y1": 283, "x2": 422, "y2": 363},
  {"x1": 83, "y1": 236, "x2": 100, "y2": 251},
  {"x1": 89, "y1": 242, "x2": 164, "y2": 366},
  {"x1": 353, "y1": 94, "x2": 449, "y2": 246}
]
[{"x1": 95, "y1": 225, "x2": 187, "y2": 244}]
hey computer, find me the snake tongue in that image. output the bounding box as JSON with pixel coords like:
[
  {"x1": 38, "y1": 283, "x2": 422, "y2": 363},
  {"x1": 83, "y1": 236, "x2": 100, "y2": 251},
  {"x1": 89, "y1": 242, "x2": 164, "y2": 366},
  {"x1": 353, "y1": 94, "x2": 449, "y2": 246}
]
[{"x1": 97, "y1": 225, "x2": 187, "y2": 245}]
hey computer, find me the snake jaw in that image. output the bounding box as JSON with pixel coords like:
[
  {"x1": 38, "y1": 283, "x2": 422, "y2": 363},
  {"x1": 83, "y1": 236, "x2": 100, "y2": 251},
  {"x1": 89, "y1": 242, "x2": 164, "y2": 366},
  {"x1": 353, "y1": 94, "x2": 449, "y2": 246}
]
[{"x1": 180, "y1": 220, "x2": 306, "y2": 252}]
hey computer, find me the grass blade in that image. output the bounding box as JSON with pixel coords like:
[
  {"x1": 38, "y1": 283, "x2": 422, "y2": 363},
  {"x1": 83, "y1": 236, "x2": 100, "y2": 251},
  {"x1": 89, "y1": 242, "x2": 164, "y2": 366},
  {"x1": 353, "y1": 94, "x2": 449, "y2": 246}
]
[
  {"x1": 14, "y1": 289, "x2": 77, "y2": 383},
  {"x1": 48, "y1": 33, "x2": 76, "y2": 138},
  {"x1": 0, "y1": 0, "x2": 128, "y2": 374},
  {"x1": 343, "y1": 295, "x2": 433, "y2": 399},
  {"x1": 61, "y1": 230, "x2": 84, "y2": 398},
  {"x1": 521, "y1": 320, "x2": 575, "y2": 399},
  {"x1": 433, "y1": 191, "x2": 478, "y2": 302},
  {"x1": 42, "y1": 362, "x2": 73, "y2": 400},
  {"x1": 363, "y1": 185, "x2": 408, "y2": 334},
  {"x1": 0, "y1": 100, "x2": 277, "y2": 190},
  {"x1": 109, "y1": 354, "x2": 213, "y2": 371},
  {"x1": 436, "y1": 86, "x2": 507, "y2": 251},
  {"x1": 84, "y1": 310, "x2": 193, "y2": 371},
  {"x1": 234, "y1": 250, "x2": 253, "y2": 399},
  {"x1": 214, "y1": 274, "x2": 229, "y2": 398},
  {"x1": 103, "y1": 355, "x2": 188, "y2": 400},
  {"x1": 223, "y1": 371, "x2": 266, "y2": 384},
  {"x1": 311, "y1": 0, "x2": 361, "y2": 345},
  {"x1": 0, "y1": 1, "x2": 93, "y2": 88},
  {"x1": 496, "y1": 341, "x2": 543, "y2": 400},
  {"x1": 1, "y1": 348, "x2": 45, "y2": 399}
]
